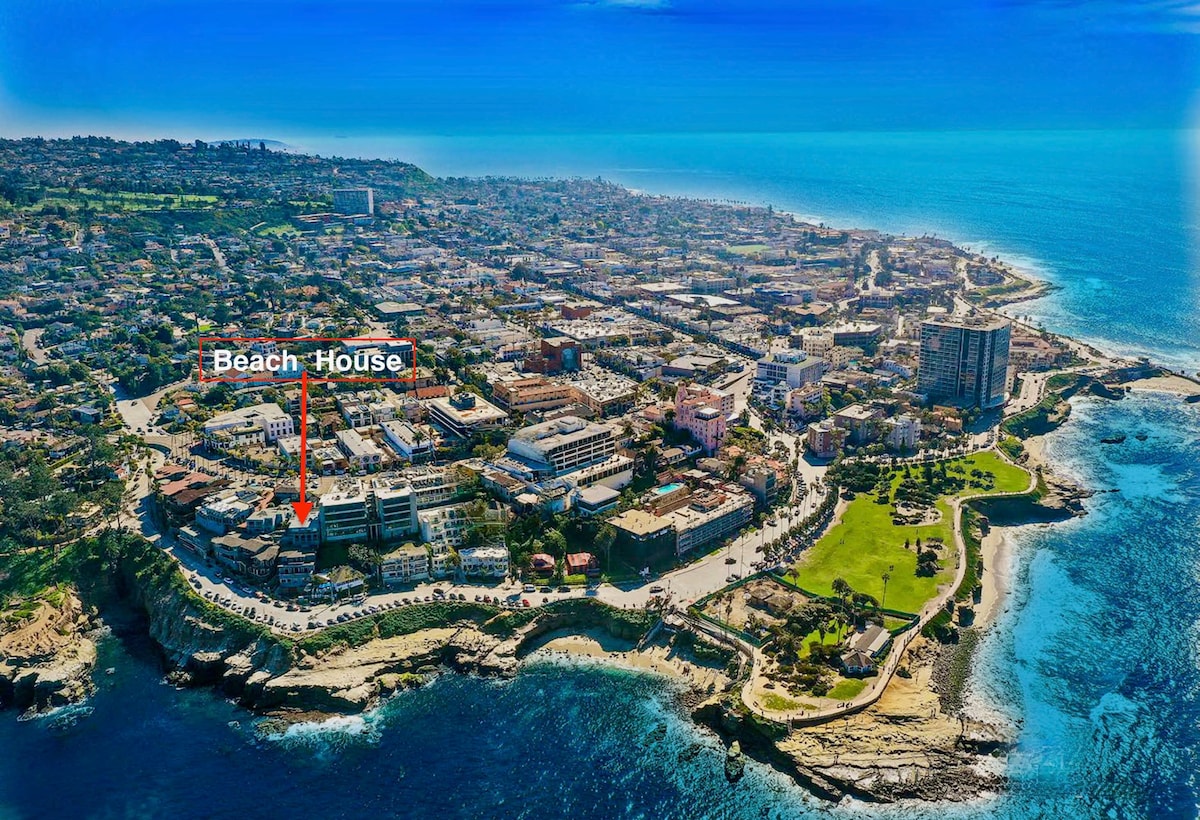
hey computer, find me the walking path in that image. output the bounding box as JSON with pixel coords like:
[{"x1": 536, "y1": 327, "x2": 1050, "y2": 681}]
[{"x1": 729, "y1": 446, "x2": 1038, "y2": 726}]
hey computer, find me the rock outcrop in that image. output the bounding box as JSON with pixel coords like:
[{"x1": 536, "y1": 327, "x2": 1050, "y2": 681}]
[
  {"x1": 694, "y1": 637, "x2": 1011, "y2": 804},
  {"x1": 0, "y1": 588, "x2": 97, "y2": 714},
  {"x1": 976, "y1": 471, "x2": 1090, "y2": 524}
]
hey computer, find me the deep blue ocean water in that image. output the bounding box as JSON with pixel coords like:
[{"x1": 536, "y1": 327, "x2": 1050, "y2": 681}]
[{"x1": 3, "y1": 130, "x2": 1200, "y2": 819}]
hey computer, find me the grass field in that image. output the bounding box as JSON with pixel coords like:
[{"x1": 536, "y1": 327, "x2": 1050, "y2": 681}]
[
  {"x1": 760, "y1": 691, "x2": 819, "y2": 712},
  {"x1": 253, "y1": 222, "x2": 299, "y2": 238},
  {"x1": 31, "y1": 187, "x2": 219, "y2": 212},
  {"x1": 788, "y1": 452, "x2": 1029, "y2": 615},
  {"x1": 826, "y1": 678, "x2": 867, "y2": 700},
  {"x1": 726, "y1": 243, "x2": 770, "y2": 255}
]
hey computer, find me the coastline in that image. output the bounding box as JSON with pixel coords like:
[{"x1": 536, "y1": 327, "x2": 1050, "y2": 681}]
[
  {"x1": 523, "y1": 627, "x2": 732, "y2": 694},
  {"x1": 6, "y1": 154, "x2": 1194, "y2": 808}
]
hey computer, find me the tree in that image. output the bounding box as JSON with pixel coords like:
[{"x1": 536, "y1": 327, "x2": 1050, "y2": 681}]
[{"x1": 831, "y1": 577, "x2": 853, "y2": 613}]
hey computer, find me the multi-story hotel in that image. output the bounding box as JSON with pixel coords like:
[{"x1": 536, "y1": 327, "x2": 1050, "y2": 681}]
[
  {"x1": 428, "y1": 391, "x2": 509, "y2": 438},
  {"x1": 917, "y1": 316, "x2": 1011, "y2": 409},
  {"x1": 673, "y1": 384, "x2": 732, "y2": 455},
  {"x1": 755, "y1": 351, "x2": 826, "y2": 388},
  {"x1": 491, "y1": 375, "x2": 575, "y2": 414},
  {"x1": 505, "y1": 415, "x2": 616, "y2": 477}
]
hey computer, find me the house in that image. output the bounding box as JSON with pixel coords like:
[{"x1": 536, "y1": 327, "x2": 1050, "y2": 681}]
[
  {"x1": 71, "y1": 405, "x2": 104, "y2": 425},
  {"x1": 529, "y1": 552, "x2": 556, "y2": 575},
  {"x1": 839, "y1": 624, "x2": 892, "y2": 676},
  {"x1": 565, "y1": 552, "x2": 600, "y2": 576},
  {"x1": 840, "y1": 649, "x2": 876, "y2": 676},
  {"x1": 210, "y1": 533, "x2": 279, "y2": 583}
]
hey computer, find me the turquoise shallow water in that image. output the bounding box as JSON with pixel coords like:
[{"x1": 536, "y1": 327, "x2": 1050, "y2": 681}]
[{"x1": 2, "y1": 130, "x2": 1200, "y2": 819}]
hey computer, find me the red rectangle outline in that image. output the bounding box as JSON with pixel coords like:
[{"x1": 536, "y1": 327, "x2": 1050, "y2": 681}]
[{"x1": 197, "y1": 336, "x2": 419, "y2": 384}]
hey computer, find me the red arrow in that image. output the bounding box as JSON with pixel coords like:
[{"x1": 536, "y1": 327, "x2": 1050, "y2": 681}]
[{"x1": 291, "y1": 370, "x2": 314, "y2": 524}]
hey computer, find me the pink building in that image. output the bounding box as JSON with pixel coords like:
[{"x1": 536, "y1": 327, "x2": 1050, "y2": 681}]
[{"x1": 674, "y1": 385, "x2": 729, "y2": 455}]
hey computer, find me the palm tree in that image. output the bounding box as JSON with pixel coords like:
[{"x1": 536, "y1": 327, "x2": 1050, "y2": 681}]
[
  {"x1": 727, "y1": 453, "x2": 748, "y2": 481},
  {"x1": 831, "y1": 577, "x2": 853, "y2": 613}
]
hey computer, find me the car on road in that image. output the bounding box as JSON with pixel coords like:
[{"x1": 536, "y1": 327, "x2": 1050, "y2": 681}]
[
  {"x1": 557, "y1": 585, "x2": 570, "y2": 593},
  {"x1": 522, "y1": 584, "x2": 536, "y2": 593},
  {"x1": 726, "y1": 573, "x2": 741, "y2": 582},
  {"x1": 521, "y1": 599, "x2": 530, "y2": 608},
  {"x1": 539, "y1": 586, "x2": 551, "y2": 594},
  {"x1": 649, "y1": 585, "x2": 664, "y2": 593},
  {"x1": 724, "y1": 557, "x2": 736, "y2": 564}
]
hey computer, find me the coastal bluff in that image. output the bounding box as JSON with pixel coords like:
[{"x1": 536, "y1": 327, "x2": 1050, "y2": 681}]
[
  {"x1": 693, "y1": 637, "x2": 1010, "y2": 804},
  {"x1": 37, "y1": 534, "x2": 660, "y2": 717},
  {"x1": 0, "y1": 588, "x2": 97, "y2": 714}
]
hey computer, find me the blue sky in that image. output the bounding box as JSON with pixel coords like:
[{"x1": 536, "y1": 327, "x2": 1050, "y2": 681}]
[{"x1": 0, "y1": 0, "x2": 1196, "y2": 138}]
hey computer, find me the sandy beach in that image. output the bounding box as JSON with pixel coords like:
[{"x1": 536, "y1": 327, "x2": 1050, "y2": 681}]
[
  {"x1": 525, "y1": 628, "x2": 731, "y2": 693},
  {"x1": 1122, "y1": 373, "x2": 1200, "y2": 396},
  {"x1": 975, "y1": 528, "x2": 1014, "y2": 629},
  {"x1": 974, "y1": 433, "x2": 1048, "y2": 630}
]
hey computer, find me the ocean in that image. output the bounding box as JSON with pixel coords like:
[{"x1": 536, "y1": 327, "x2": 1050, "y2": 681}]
[{"x1": 2, "y1": 129, "x2": 1199, "y2": 819}]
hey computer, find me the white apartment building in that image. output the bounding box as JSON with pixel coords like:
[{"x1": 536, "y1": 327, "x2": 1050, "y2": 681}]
[
  {"x1": 335, "y1": 429, "x2": 384, "y2": 471},
  {"x1": 380, "y1": 543, "x2": 430, "y2": 585},
  {"x1": 381, "y1": 418, "x2": 435, "y2": 460},
  {"x1": 884, "y1": 414, "x2": 922, "y2": 451},
  {"x1": 459, "y1": 545, "x2": 509, "y2": 579},
  {"x1": 203, "y1": 402, "x2": 294, "y2": 444},
  {"x1": 667, "y1": 488, "x2": 755, "y2": 556},
  {"x1": 505, "y1": 415, "x2": 616, "y2": 477},
  {"x1": 418, "y1": 503, "x2": 471, "y2": 547}
]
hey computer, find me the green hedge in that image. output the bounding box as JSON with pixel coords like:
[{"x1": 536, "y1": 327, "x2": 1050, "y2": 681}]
[{"x1": 299, "y1": 601, "x2": 500, "y2": 654}]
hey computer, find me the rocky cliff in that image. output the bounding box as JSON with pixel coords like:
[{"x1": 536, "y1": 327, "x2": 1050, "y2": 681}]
[
  {"x1": 64, "y1": 534, "x2": 658, "y2": 716},
  {"x1": 975, "y1": 470, "x2": 1090, "y2": 525},
  {"x1": 0, "y1": 588, "x2": 97, "y2": 714},
  {"x1": 693, "y1": 637, "x2": 1011, "y2": 804}
]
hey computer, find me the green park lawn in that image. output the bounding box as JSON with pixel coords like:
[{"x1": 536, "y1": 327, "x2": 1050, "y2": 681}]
[
  {"x1": 826, "y1": 678, "x2": 867, "y2": 700},
  {"x1": 787, "y1": 452, "x2": 1030, "y2": 615},
  {"x1": 32, "y1": 188, "x2": 219, "y2": 212}
]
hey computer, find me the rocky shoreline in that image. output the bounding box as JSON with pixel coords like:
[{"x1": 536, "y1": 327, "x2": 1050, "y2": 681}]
[
  {"x1": 0, "y1": 367, "x2": 1122, "y2": 803},
  {"x1": 0, "y1": 588, "x2": 98, "y2": 715}
]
